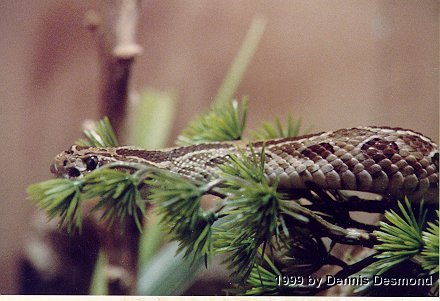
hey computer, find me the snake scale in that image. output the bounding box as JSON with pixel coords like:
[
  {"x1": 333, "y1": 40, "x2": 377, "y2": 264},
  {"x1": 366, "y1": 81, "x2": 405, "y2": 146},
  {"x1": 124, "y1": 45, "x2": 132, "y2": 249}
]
[{"x1": 51, "y1": 126, "x2": 439, "y2": 204}]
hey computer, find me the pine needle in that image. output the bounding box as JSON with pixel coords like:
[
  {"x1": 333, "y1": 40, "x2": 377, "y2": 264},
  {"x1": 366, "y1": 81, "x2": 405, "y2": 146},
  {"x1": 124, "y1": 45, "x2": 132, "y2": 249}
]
[
  {"x1": 83, "y1": 169, "x2": 146, "y2": 231},
  {"x1": 368, "y1": 198, "x2": 425, "y2": 275},
  {"x1": 176, "y1": 98, "x2": 248, "y2": 145},
  {"x1": 421, "y1": 211, "x2": 439, "y2": 274},
  {"x1": 251, "y1": 114, "x2": 309, "y2": 140},
  {"x1": 27, "y1": 178, "x2": 84, "y2": 232},
  {"x1": 76, "y1": 116, "x2": 119, "y2": 147},
  {"x1": 146, "y1": 170, "x2": 216, "y2": 263}
]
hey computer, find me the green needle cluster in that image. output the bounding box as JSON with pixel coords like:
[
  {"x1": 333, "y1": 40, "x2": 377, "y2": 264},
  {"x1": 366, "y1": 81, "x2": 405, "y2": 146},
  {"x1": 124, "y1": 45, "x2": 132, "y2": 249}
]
[
  {"x1": 421, "y1": 211, "x2": 439, "y2": 274},
  {"x1": 214, "y1": 147, "x2": 289, "y2": 279},
  {"x1": 368, "y1": 198, "x2": 433, "y2": 275},
  {"x1": 176, "y1": 98, "x2": 248, "y2": 146},
  {"x1": 251, "y1": 114, "x2": 307, "y2": 140},
  {"x1": 243, "y1": 255, "x2": 281, "y2": 295},
  {"x1": 84, "y1": 169, "x2": 145, "y2": 230},
  {"x1": 27, "y1": 178, "x2": 84, "y2": 232},
  {"x1": 76, "y1": 116, "x2": 119, "y2": 147},
  {"x1": 146, "y1": 170, "x2": 215, "y2": 263}
]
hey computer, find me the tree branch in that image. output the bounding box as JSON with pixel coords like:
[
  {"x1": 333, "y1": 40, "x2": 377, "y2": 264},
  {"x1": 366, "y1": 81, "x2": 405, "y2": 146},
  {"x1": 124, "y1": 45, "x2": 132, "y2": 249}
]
[
  {"x1": 84, "y1": 0, "x2": 142, "y2": 294},
  {"x1": 85, "y1": 0, "x2": 142, "y2": 138},
  {"x1": 281, "y1": 201, "x2": 378, "y2": 248}
]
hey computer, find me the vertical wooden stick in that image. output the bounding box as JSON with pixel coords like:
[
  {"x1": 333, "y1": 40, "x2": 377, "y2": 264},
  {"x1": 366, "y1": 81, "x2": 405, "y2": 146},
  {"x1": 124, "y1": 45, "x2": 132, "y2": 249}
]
[
  {"x1": 85, "y1": 0, "x2": 142, "y2": 294},
  {"x1": 85, "y1": 0, "x2": 142, "y2": 138}
]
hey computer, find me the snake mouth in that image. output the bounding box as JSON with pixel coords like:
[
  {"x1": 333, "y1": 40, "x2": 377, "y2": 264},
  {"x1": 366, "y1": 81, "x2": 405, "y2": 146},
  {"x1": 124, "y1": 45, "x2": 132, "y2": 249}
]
[
  {"x1": 50, "y1": 160, "x2": 82, "y2": 178},
  {"x1": 50, "y1": 157, "x2": 70, "y2": 178}
]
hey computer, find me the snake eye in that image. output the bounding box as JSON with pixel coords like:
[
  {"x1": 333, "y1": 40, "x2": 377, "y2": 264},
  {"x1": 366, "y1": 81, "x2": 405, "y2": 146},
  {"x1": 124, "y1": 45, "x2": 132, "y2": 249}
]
[
  {"x1": 68, "y1": 167, "x2": 81, "y2": 178},
  {"x1": 85, "y1": 156, "x2": 98, "y2": 171}
]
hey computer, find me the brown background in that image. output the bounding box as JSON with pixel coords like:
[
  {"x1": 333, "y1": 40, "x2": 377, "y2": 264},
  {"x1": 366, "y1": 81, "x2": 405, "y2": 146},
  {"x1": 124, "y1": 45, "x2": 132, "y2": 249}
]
[{"x1": 0, "y1": 0, "x2": 438, "y2": 294}]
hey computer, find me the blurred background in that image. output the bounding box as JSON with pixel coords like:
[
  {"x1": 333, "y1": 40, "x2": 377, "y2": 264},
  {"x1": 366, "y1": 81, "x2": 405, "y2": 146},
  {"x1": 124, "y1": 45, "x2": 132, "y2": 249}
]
[{"x1": 0, "y1": 0, "x2": 438, "y2": 294}]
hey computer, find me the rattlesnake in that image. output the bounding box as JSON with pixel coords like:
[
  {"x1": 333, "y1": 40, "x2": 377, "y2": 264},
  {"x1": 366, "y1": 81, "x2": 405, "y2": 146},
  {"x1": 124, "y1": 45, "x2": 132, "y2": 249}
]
[{"x1": 51, "y1": 126, "x2": 439, "y2": 204}]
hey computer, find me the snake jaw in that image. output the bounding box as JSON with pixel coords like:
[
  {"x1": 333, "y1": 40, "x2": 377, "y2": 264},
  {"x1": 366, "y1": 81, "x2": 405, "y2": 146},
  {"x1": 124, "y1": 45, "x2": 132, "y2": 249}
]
[{"x1": 50, "y1": 153, "x2": 69, "y2": 178}]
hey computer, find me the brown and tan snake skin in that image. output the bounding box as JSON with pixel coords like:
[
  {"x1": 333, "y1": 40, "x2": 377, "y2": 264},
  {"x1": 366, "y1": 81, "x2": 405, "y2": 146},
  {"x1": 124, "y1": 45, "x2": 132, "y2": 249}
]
[{"x1": 51, "y1": 126, "x2": 439, "y2": 204}]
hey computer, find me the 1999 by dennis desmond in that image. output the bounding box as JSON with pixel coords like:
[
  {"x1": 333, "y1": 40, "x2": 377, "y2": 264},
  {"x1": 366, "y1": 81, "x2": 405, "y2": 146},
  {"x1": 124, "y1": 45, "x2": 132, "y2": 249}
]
[{"x1": 276, "y1": 275, "x2": 435, "y2": 288}]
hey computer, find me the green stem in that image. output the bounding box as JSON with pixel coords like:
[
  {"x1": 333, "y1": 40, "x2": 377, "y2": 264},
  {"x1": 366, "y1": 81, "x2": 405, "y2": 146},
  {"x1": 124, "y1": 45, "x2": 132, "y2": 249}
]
[
  {"x1": 281, "y1": 200, "x2": 377, "y2": 247},
  {"x1": 411, "y1": 254, "x2": 424, "y2": 266}
]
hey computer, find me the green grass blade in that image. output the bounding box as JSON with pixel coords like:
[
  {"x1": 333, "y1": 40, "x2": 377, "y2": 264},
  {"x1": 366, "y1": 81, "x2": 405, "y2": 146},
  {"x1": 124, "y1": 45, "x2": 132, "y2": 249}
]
[{"x1": 214, "y1": 16, "x2": 266, "y2": 106}]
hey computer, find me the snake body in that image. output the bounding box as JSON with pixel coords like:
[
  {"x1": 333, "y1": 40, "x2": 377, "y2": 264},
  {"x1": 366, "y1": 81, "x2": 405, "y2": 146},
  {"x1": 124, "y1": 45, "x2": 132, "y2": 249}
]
[{"x1": 51, "y1": 126, "x2": 439, "y2": 203}]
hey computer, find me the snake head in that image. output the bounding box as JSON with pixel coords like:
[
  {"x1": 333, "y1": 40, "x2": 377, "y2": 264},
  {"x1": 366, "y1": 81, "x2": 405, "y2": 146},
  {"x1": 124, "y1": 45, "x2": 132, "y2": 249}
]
[{"x1": 50, "y1": 145, "x2": 110, "y2": 178}]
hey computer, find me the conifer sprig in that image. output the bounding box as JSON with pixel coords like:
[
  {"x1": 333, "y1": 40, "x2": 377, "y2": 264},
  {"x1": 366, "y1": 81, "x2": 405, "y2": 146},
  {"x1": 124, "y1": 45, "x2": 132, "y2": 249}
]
[
  {"x1": 27, "y1": 178, "x2": 84, "y2": 232},
  {"x1": 176, "y1": 98, "x2": 248, "y2": 145},
  {"x1": 243, "y1": 254, "x2": 282, "y2": 295},
  {"x1": 146, "y1": 170, "x2": 216, "y2": 263},
  {"x1": 76, "y1": 116, "x2": 119, "y2": 147},
  {"x1": 369, "y1": 198, "x2": 426, "y2": 275},
  {"x1": 83, "y1": 169, "x2": 146, "y2": 231},
  {"x1": 251, "y1": 114, "x2": 307, "y2": 140},
  {"x1": 214, "y1": 146, "x2": 289, "y2": 279},
  {"x1": 218, "y1": 146, "x2": 266, "y2": 186},
  {"x1": 421, "y1": 211, "x2": 439, "y2": 274}
]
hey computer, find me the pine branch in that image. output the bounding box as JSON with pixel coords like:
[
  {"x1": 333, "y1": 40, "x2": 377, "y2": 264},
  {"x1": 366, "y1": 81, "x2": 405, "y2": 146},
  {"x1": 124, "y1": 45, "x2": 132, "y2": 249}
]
[
  {"x1": 251, "y1": 114, "x2": 308, "y2": 140},
  {"x1": 27, "y1": 178, "x2": 84, "y2": 232},
  {"x1": 176, "y1": 98, "x2": 248, "y2": 145},
  {"x1": 367, "y1": 198, "x2": 425, "y2": 275},
  {"x1": 281, "y1": 200, "x2": 377, "y2": 247},
  {"x1": 213, "y1": 146, "x2": 289, "y2": 279},
  {"x1": 84, "y1": 169, "x2": 145, "y2": 231},
  {"x1": 421, "y1": 210, "x2": 439, "y2": 274},
  {"x1": 84, "y1": 0, "x2": 142, "y2": 137},
  {"x1": 242, "y1": 254, "x2": 281, "y2": 295},
  {"x1": 145, "y1": 170, "x2": 216, "y2": 263},
  {"x1": 76, "y1": 117, "x2": 119, "y2": 147}
]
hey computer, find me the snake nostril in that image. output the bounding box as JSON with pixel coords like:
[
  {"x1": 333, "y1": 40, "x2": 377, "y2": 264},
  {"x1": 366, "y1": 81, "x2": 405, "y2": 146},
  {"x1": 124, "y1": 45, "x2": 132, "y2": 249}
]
[{"x1": 68, "y1": 167, "x2": 81, "y2": 178}]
